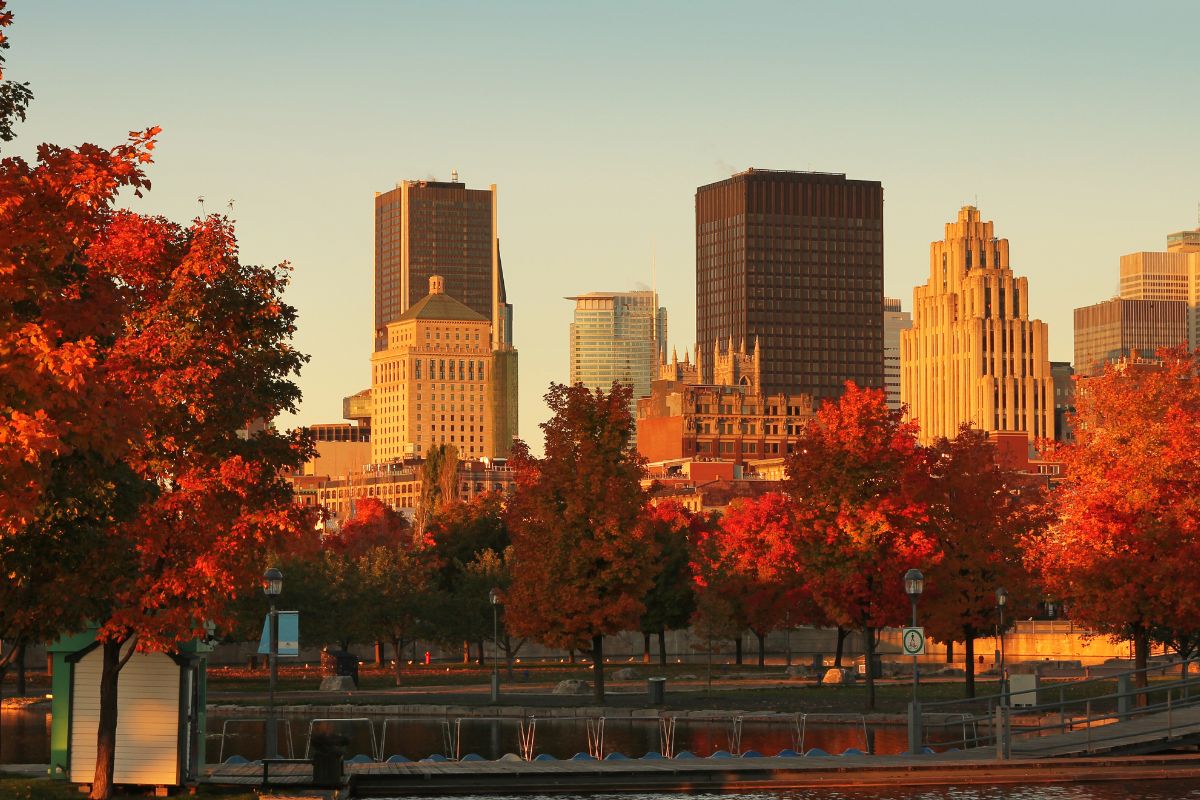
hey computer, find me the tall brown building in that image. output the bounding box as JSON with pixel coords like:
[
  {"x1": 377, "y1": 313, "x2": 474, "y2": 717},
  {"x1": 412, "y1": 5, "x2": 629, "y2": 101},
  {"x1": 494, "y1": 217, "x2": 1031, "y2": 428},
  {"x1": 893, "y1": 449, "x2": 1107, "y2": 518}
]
[
  {"x1": 901, "y1": 206, "x2": 1054, "y2": 443},
  {"x1": 695, "y1": 169, "x2": 884, "y2": 401},
  {"x1": 374, "y1": 178, "x2": 512, "y2": 352},
  {"x1": 1073, "y1": 298, "x2": 1187, "y2": 377}
]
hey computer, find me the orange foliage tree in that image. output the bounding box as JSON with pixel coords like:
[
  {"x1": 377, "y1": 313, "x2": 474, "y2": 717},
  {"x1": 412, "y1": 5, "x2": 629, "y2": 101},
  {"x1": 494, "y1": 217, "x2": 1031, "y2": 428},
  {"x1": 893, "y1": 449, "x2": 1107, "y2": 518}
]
[
  {"x1": 781, "y1": 382, "x2": 936, "y2": 709},
  {"x1": 919, "y1": 425, "x2": 1049, "y2": 697},
  {"x1": 1028, "y1": 348, "x2": 1200, "y2": 689},
  {"x1": 692, "y1": 493, "x2": 814, "y2": 668},
  {"x1": 0, "y1": 11, "x2": 313, "y2": 794},
  {"x1": 505, "y1": 383, "x2": 658, "y2": 703}
]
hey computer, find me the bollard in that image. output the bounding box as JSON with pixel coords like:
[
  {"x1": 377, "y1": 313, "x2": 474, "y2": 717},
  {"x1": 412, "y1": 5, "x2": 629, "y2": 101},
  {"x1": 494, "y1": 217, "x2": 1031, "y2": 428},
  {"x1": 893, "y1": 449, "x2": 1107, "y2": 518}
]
[
  {"x1": 648, "y1": 676, "x2": 666, "y2": 705},
  {"x1": 1116, "y1": 674, "x2": 1131, "y2": 720},
  {"x1": 490, "y1": 670, "x2": 501, "y2": 703}
]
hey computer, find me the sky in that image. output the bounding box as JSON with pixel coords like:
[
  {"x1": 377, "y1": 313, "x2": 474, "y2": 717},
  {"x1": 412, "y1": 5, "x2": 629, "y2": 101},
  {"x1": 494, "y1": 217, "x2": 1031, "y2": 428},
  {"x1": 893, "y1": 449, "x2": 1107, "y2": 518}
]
[{"x1": 7, "y1": 1, "x2": 1200, "y2": 445}]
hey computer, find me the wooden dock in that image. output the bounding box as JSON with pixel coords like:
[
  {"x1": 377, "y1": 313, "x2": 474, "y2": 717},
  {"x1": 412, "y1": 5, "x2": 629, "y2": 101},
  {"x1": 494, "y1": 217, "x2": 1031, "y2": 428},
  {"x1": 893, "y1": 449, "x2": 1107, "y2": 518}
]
[
  {"x1": 1008, "y1": 705, "x2": 1200, "y2": 758},
  {"x1": 204, "y1": 751, "x2": 1200, "y2": 796}
]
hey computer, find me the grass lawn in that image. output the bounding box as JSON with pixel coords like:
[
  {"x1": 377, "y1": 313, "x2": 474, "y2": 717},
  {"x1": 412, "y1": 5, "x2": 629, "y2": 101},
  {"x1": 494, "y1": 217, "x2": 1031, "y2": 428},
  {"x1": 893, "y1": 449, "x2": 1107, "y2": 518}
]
[{"x1": 0, "y1": 775, "x2": 257, "y2": 800}]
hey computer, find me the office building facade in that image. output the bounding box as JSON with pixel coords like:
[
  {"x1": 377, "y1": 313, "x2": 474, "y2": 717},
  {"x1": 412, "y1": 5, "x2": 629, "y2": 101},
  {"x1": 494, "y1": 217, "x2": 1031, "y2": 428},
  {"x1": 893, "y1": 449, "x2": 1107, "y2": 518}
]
[
  {"x1": 883, "y1": 297, "x2": 912, "y2": 411},
  {"x1": 901, "y1": 206, "x2": 1054, "y2": 443},
  {"x1": 567, "y1": 290, "x2": 667, "y2": 422},
  {"x1": 695, "y1": 168, "x2": 884, "y2": 401},
  {"x1": 1073, "y1": 297, "x2": 1187, "y2": 377},
  {"x1": 1118, "y1": 227, "x2": 1200, "y2": 350}
]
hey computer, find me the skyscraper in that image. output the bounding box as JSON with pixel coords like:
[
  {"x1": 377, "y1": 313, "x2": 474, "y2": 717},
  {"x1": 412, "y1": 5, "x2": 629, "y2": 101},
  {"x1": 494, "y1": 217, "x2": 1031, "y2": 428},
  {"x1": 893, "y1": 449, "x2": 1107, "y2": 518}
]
[
  {"x1": 374, "y1": 177, "x2": 512, "y2": 352},
  {"x1": 373, "y1": 177, "x2": 517, "y2": 455},
  {"x1": 901, "y1": 206, "x2": 1054, "y2": 443},
  {"x1": 695, "y1": 169, "x2": 884, "y2": 401},
  {"x1": 567, "y1": 290, "x2": 667, "y2": 428},
  {"x1": 1073, "y1": 297, "x2": 1187, "y2": 377},
  {"x1": 883, "y1": 297, "x2": 912, "y2": 411},
  {"x1": 1118, "y1": 227, "x2": 1200, "y2": 350}
]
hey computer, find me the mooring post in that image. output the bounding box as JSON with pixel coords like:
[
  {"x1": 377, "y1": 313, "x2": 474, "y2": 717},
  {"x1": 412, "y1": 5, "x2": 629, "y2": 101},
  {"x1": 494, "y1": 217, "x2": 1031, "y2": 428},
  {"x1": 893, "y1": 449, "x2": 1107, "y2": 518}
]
[{"x1": 1117, "y1": 674, "x2": 1132, "y2": 721}]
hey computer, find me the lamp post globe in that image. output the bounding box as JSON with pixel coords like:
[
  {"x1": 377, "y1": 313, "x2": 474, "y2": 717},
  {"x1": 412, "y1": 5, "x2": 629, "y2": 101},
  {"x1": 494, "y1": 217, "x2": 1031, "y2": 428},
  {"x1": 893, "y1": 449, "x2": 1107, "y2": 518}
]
[
  {"x1": 904, "y1": 568, "x2": 924, "y2": 600},
  {"x1": 263, "y1": 566, "x2": 283, "y2": 597}
]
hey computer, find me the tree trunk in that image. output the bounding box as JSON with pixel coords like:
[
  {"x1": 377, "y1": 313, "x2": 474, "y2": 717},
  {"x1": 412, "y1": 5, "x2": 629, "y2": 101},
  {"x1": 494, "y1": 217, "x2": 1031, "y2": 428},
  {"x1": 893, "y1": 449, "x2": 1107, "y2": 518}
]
[
  {"x1": 591, "y1": 635, "x2": 605, "y2": 704},
  {"x1": 642, "y1": 632, "x2": 651, "y2": 664},
  {"x1": 15, "y1": 642, "x2": 26, "y2": 697},
  {"x1": 568, "y1": 649, "x2": 576, "y2": 665},
  {"x1": 964, "y1": 631, "x2": 976, "y2": 699},
  {"x1": 374, "y1": 641, "x2": 384, "y2": 665},
  {"x1": 945, "y1": 640, "x2": 954, "y2": 664},
  {"x1": 1133, "y1": 628, "x2": 1150, "y2": 707},
  {"x1": 392, "y1": 638, "x2": 403, "y2": 686},
  {"x1": 755, "y1": 630, "x2": 766, "y2": 668},
  {"x1": 476, "y1": 638, "x2": 485, "y2": 666},
  {"x1": 734, "y1": 636, "x2": 743, "y2": 666},
  {"x1": 504, "y1": 637, "x2": 515, "y2": 680},
  {"x1": 89, "y1": 638, "x2": 125, "y2": 800},
  {"x1": 657, "y1": 629, "x2": 667, "y2": 665},
  {"x1": 835, "y1": 626, "x2": 848, "y2": 667},
  {"x1": 864, "y1": 626, "x2": 876, "y2": 711},
  {"x1": 462, "y1": 640, "x2": 469, "y2": 665}
]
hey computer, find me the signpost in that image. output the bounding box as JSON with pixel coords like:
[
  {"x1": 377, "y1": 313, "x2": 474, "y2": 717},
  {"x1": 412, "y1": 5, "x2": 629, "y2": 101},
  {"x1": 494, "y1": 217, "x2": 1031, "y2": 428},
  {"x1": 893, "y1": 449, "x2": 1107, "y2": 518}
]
[{"x1": 902, "y1": 627, "x2": 926, "y2": 657}]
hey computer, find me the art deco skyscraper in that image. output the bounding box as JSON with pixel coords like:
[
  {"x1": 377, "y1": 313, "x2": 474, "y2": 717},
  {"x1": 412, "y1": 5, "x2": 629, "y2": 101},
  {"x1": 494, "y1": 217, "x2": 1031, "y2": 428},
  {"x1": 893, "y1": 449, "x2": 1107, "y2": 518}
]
[
  {"x1": 695, "y1": 169, "x2": 884, "y2": 401},
  {"x1": 901, "y1": 206, "x2": 1053, "y2": 443}
]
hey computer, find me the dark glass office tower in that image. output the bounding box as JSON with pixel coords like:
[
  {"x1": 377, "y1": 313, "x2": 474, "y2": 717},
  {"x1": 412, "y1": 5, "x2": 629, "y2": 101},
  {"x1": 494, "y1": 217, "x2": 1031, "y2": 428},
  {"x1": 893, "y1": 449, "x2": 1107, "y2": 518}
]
[{"x1": 696, "y1": 168, "x2": 884, "y2": 402}]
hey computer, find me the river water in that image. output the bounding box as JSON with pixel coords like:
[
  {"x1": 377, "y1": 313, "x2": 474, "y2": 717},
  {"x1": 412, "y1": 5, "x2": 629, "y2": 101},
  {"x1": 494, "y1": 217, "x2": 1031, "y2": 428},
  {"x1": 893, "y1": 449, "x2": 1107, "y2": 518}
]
[{"x1": 378, "y1": 790, "x2": 1200, "y2": 800}]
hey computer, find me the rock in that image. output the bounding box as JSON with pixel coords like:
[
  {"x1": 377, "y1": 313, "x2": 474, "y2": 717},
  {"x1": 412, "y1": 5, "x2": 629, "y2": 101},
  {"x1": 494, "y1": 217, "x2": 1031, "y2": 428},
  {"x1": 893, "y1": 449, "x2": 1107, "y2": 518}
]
[
  {"x1": 936, "y1": 666, "x2": 966, "y2": 677},
  {"x1": 677, "y1": 674, "x2": 698, "y2": 680},
  {"x1": 553, "y1": 679, "x2": 592, "y2": 695},
  {"x1": 319, "y1": 675, "x2": 356, "y2": 692},
  {"x1": 822, "y1": 668, "x2": 854, "y2": 685},
  {"x1": 785, "y1": 665, "x2": 809, "y2": 679},
  {"x1": 612, "y1": 668, "x2": 638, "y2": 681}
]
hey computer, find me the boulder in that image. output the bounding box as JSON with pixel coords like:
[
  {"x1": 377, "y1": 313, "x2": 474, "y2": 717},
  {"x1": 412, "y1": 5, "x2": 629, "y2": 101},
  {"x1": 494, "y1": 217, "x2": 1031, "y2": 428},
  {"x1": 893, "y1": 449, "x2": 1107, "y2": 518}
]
[
  {"x1": 612, "y1": 668, "x2": 638, "y2": 681},
  {"x1": 553, "y1": 679, "x2": 592, "y2": 695},
  {"x1": 822, "y1": 668, "x2": 854, "y2": 685},
  {"x1": 319, "y1": 675, "x2": 356, "y2": 692},
  {"x1": 785, "y1": 665, "x2": 809, "y2": 680}
]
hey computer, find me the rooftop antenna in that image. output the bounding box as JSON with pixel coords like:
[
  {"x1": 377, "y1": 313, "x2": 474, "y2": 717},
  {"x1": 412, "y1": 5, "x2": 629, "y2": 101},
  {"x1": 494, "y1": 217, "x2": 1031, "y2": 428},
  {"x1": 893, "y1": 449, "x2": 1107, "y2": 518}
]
[{"x1": 197, "y1": 196, "x2": 205, "y2": 216}]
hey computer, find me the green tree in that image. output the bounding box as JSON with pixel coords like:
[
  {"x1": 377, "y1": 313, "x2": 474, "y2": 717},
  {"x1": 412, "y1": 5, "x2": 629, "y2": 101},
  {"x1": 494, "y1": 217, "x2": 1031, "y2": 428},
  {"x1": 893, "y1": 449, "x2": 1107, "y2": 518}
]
[{"x1": 638, "y1": 501, "x2": 704, "y2": 664}]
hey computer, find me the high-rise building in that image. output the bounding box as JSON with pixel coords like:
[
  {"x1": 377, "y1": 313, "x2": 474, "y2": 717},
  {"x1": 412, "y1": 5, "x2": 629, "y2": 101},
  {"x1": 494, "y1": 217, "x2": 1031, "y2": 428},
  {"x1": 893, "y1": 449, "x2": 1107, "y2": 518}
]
[
  {"x1": 1073, "y1": 297, "x2": 1187, "y2": 377},
  {"x1": 695, "y1": 168, "x2": 884, "y2": 401},
  {"x1": 567, "y1": 291, "x2": 666, "y2": 423},
  {"x1": 883, "y1": 297, "x2": 912, "y2": 411},
  {"x1": 374, "y1": 177, "x2": 512, "y2": 352},
  {"x1": 371, "y1": 276, "x2": 511, "y2": 463},
  {"x1": 1118, "y1": 227, "x2": 1200, "y2": 350},
  {"x1": 901, "y1": 206, "x2": 1054, "y2": 444},
  {"x1": 374, "y1": 177, "x2": 517, "y2": 453}
]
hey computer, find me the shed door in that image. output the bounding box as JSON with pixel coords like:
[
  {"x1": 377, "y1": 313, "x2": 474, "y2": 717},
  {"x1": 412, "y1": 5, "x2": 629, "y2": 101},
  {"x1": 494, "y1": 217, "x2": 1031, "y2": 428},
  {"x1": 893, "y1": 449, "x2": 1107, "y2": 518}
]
[{"x1": 69, "y1": 647, "x2": 181, "y2": 786}]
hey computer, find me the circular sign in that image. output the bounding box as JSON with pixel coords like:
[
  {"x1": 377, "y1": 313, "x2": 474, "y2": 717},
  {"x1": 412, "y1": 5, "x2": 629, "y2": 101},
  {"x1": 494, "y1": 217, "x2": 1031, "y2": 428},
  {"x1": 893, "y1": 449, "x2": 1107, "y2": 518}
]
[{"x1": 903, "y1": 628, "x2": 924, "y2": 656}]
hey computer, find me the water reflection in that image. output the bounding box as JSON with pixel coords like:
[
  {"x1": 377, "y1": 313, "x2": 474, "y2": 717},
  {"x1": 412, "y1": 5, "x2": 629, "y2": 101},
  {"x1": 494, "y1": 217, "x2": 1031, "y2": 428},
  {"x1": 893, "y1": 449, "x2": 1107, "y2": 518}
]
[
  {"x1": 377, "y1": 786, "x2": 1200, "y2": 800},
  {"x1": 0, "y1": 706, "x2": 50, "y2": 764}
]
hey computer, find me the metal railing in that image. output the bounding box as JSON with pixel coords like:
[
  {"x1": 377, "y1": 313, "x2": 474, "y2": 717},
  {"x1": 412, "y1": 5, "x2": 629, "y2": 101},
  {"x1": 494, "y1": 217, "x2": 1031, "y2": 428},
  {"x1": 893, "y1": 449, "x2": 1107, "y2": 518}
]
[
  {"x1": 216, "y1": 717, "x2": 295, "y2": 762},
  {"x1": 917, "y1": 656, "x2": 1200, "y2": 756}
]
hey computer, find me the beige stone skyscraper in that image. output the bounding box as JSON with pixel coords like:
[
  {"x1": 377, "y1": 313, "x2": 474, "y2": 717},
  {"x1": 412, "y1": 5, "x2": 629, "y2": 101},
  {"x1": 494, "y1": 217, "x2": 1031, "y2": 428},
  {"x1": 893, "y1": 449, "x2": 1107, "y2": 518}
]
[
  {"x1": 901, "y1": 206, "x2": 1054, "y2": 444},
  {"x1": 1118, "y1": 226, "x2": 1200, "y2": 350}
]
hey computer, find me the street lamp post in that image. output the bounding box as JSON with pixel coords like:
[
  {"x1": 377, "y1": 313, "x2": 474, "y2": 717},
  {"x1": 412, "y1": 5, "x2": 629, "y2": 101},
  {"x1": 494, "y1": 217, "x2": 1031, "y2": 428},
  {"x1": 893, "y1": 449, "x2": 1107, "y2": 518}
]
[
  {"x1": 263, "y1": 567, "x2": 283, "y2": 759},
  {"x1": 996, "y1": 587, "x2": 1009, "y2": 704},
  {"x1": 904, "y1": 568, "x2": 924, "y2": 755},
  {"x1": 489, "y1": 588, "x2": 501, "y2": 703}
]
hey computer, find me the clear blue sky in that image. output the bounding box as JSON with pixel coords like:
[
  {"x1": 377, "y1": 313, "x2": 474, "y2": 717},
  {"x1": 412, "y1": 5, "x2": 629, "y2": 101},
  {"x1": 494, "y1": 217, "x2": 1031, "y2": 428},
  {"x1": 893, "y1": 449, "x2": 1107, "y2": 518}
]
[{"x1": 8, "y1": 1, "x2": 1199, "y2": 442}]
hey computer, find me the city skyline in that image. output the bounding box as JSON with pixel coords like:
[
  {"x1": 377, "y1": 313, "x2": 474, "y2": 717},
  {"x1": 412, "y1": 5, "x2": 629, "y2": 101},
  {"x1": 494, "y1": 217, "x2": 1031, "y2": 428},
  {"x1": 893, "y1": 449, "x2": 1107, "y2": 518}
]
[{"x1": 8, "y1": 1, "x2": 1200, "y2": 442}]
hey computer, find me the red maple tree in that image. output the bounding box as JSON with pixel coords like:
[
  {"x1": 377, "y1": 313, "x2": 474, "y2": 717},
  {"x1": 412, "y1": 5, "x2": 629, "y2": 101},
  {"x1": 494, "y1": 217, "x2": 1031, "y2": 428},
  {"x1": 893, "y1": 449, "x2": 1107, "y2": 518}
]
[
  {"x1": 781, "y1": 382, "x2": 936, "y2": 709},
  {"x1": 0, "y1": 14, "x2": 314, "y2": 793},
  {"x1": 1028, "y1": 347, "x2": 1200, "y2": 690}
]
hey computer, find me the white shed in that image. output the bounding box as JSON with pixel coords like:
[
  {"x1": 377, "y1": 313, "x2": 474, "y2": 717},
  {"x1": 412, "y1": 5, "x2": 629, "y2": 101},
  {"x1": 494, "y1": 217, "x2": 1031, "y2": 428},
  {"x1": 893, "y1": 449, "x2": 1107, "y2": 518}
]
[{"x1": 48, "y1": 631, "x2": 209, "y2": 788}]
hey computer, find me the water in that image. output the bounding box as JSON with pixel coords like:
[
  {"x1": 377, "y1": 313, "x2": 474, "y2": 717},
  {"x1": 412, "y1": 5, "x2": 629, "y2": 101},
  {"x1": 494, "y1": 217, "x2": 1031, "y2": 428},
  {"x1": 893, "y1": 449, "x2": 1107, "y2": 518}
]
[
  {"x1": 0, "y1": 706, "x2": 50, "y2": 764},
  {"x1": 209, "y1": 714, "x2": 903, "y2": 761}
]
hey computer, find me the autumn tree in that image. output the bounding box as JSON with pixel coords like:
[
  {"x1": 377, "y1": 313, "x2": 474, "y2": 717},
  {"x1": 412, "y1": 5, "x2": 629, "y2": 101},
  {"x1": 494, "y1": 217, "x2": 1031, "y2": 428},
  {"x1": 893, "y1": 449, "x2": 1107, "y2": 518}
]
[
  {"x1": 1028, "y1": 347, "x2": 1200, "y2": 691},
  {"x1": 638, "y1": 500, "x2": 705, "y2": 664},
  {"x1": 0, "y1": 13, "x2": 313, "y2": 795},
  {"x1": 920, "y1": 425, "x2": 1049, "y2": 697},
  {"x1": 506, "y1": 382, "x2": 658, "y2": 703},
  {"x1": 415, "y1": 444, "x2": 459, "y2": 535},
  {"x1": 781, "y1": 382, "x2": 936, "y2": 709}
]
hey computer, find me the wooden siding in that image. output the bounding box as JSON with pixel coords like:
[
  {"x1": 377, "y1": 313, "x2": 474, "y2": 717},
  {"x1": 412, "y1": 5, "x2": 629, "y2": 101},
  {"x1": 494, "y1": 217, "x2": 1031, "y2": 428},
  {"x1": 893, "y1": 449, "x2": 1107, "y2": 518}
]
[{"x1": 70, "y1": 646, "x2": 180, "y2": 786}]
